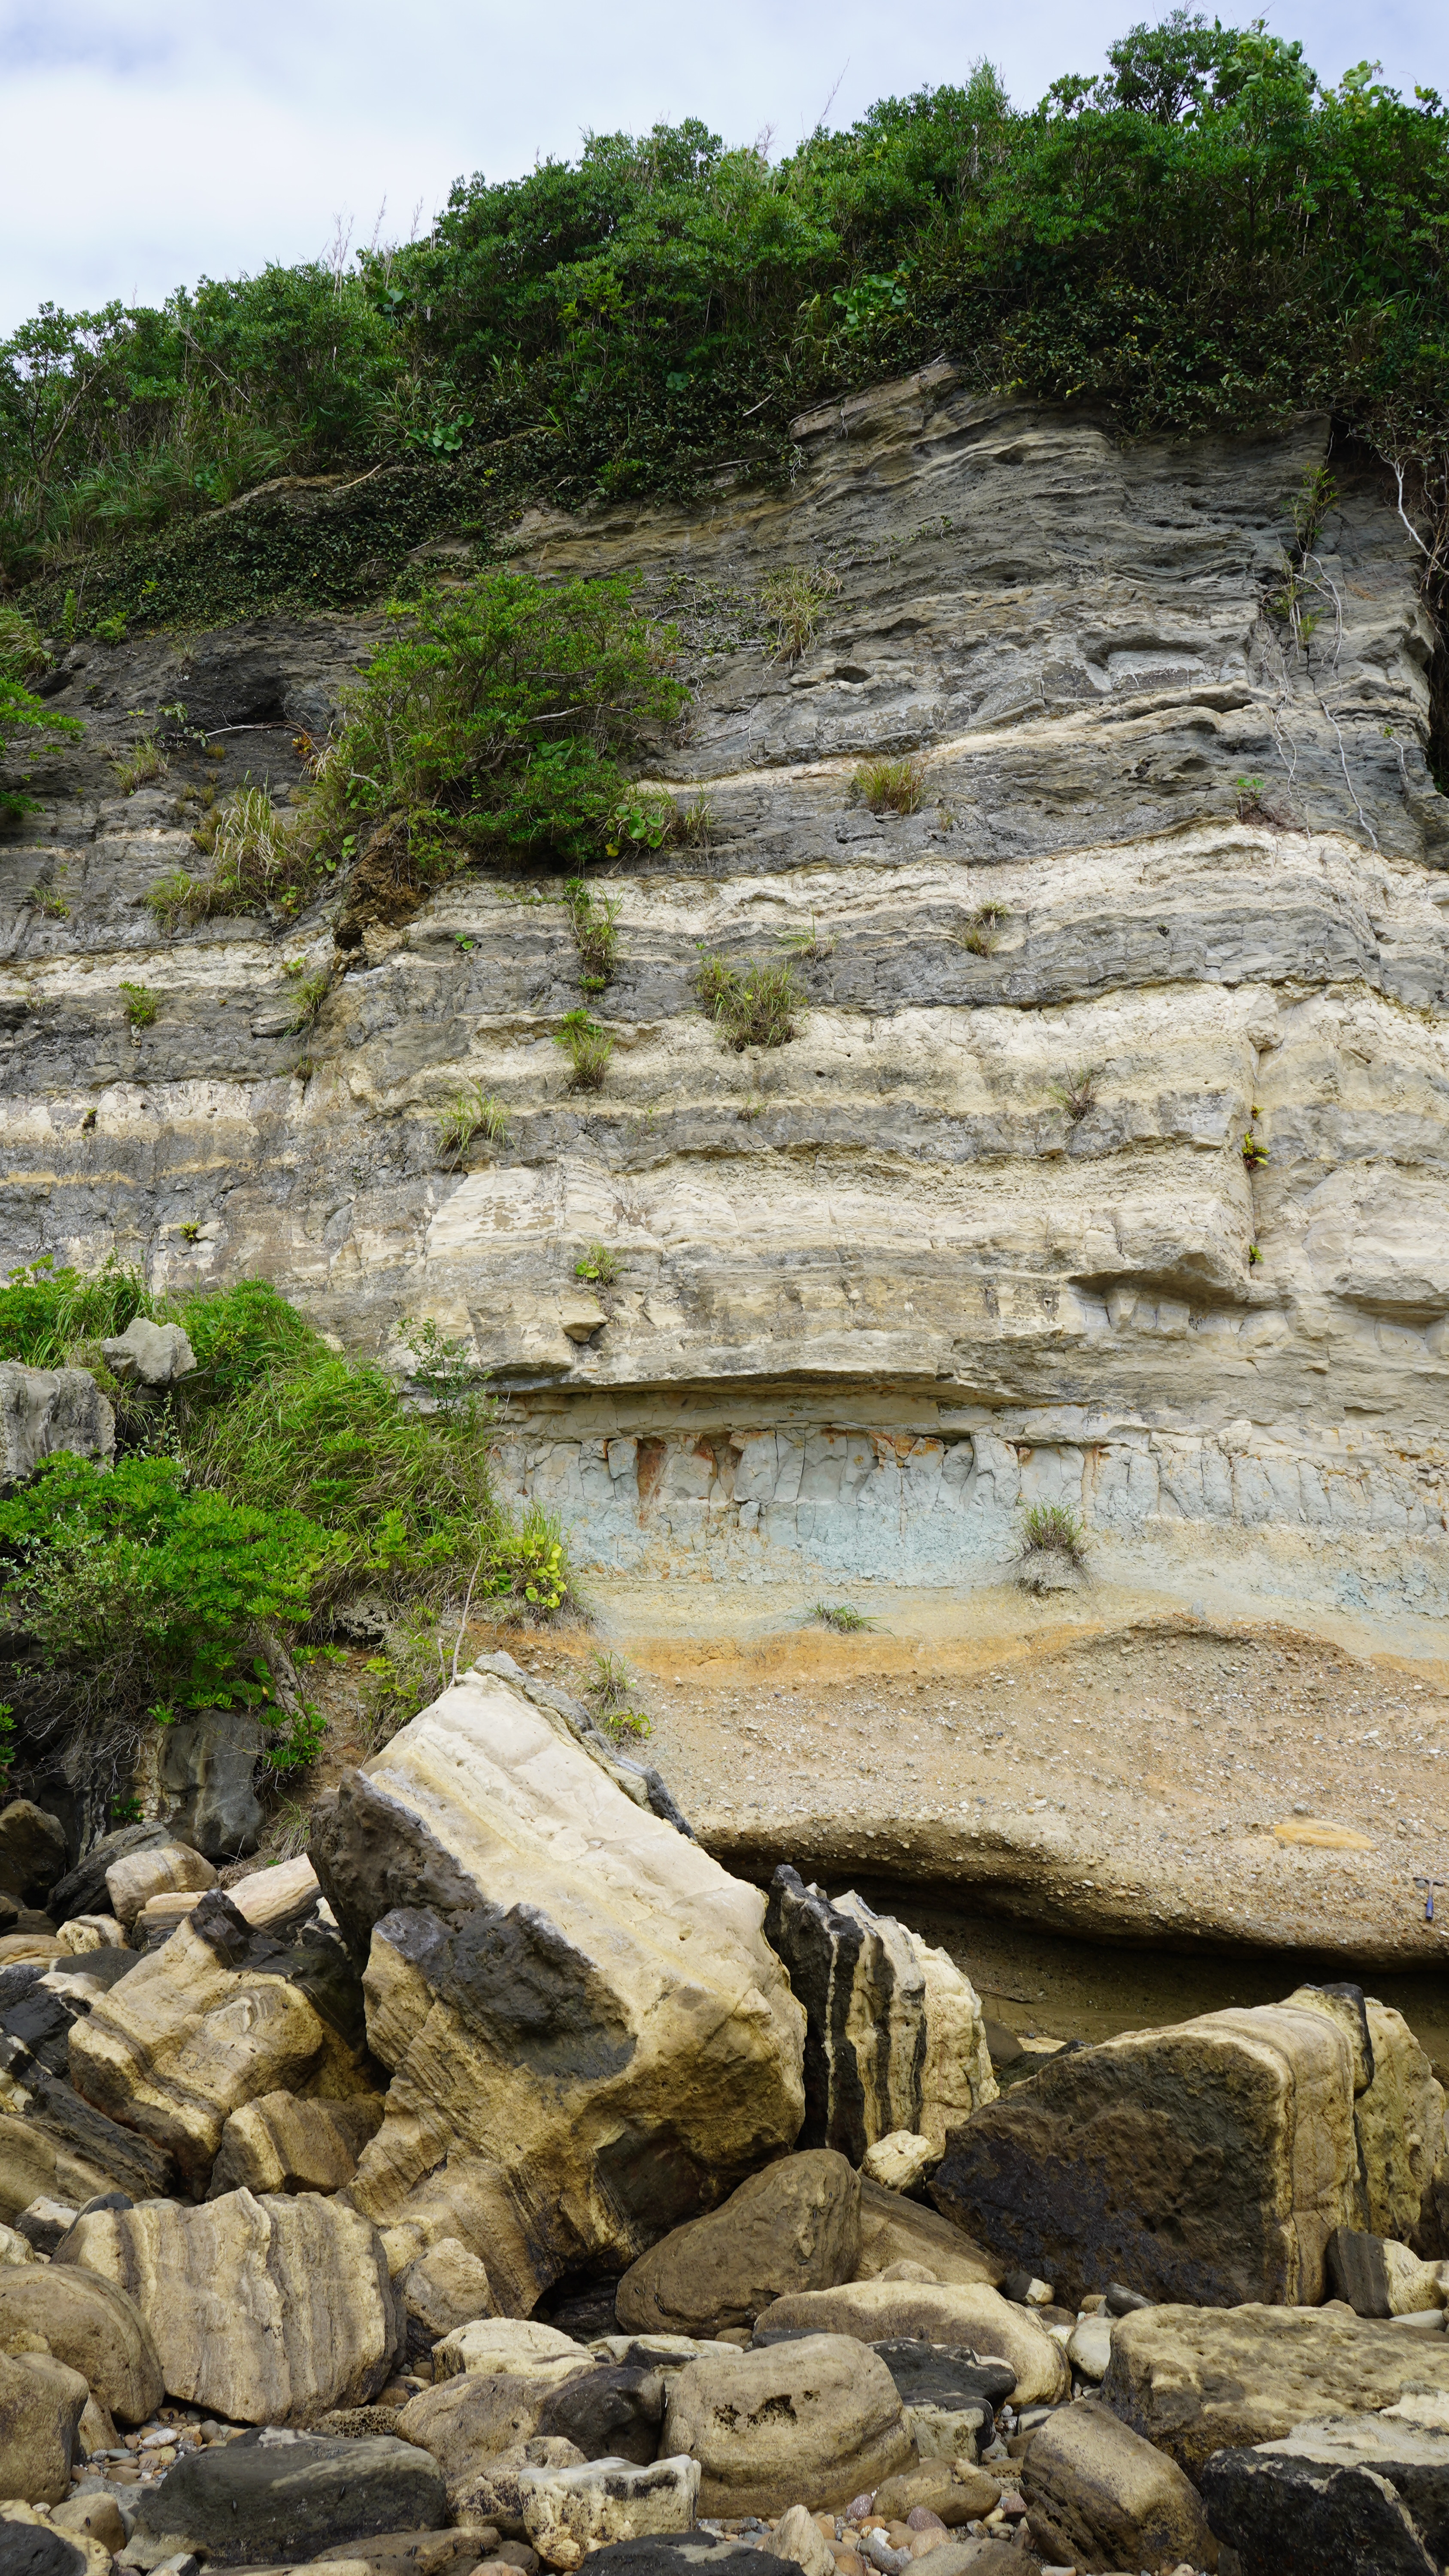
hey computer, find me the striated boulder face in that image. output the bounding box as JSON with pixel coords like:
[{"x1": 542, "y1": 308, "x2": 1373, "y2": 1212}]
[
  {"x1": 55, "y1": 2187, "x2": 400, "y2": 2424},
  {"x1": 763, "y1": 1870, "x2": 994, "y2": 2163},
  {"x1": 310, "y1": 1665, "x2": 805, "y2": 2313},
  {"x1": 929, "y1": 1996, "x2": 1387, "y2": 2308},
  {"x1": 66, "y1": 1890, "x2": 373, "y2": 2192}
]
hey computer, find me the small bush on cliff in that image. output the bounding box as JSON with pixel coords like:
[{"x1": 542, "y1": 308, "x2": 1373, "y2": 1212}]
[
  {"x1": 695, "y1": 953, "x2": 806, "y2": 1048},
  {"x1": 302, "y1": 572, "x2": 684, "y2": 885},
  {"x1": 0, "y1": 1256, "x2": 151, "y2": 1367}
]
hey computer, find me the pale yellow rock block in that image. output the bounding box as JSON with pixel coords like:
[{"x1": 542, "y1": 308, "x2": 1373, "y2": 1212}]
[{"x1": 104, "y1": 1841, "x2": 216, "y2": 1929}]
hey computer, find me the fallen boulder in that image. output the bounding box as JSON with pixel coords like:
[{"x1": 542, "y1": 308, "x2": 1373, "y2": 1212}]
[
  {"x1": 0, "y1": 2260, "x2": 163, "y2": 2422},
  {"x1": 870, "y1": 2339, "x2": 1005, "y2": 2462},
  {"x1": 1288, "y1": 1985, "x2": 1447, "y2": 2248},
  {"x1": 1103, "y1": 2300, "x2": 1449, "y2": 2479},
  {"x1": 103, "y1": 1839, "x2": 217, "y2": 1929},
  {"x1": 1021, "y1": 2396, "x2": 1217, "y2": 2572},
  {"x1": 0, "y1": 2498, "x2": 113, "y2": 2576},
  {"x1": 1200, "y1": 2424, "x2": 1444, "y2": 2576},
  {"x1": 397, "y1": 2355, "x2": 601, "y2": 2509},
  {"x1": 67, "y1": 1890, "x2": 373, "y2": 2189},
  {"x1": 0, "y1": 2348, "x2": 90, "y2": 2505},
  {"x1": 752, "y1": 2279, "x2": 1069, "y2": 2406},
  {"x1": 518, "y1": 2454, "x2": 700, "y2": 2568},
  {"x1": 534, "y1": 2363, "x2": 666, "y2": 2467},
  {"x1": 208, "y1": 2088, "x2": 385, "y2": 2196},
  {"x1": 311, "y1": 1667, "x2": 804, "y2": 2314},
  {"x1": 158, "y1": 1710, "x2": 266, "y2": 1859},
  {"x1": 615, "y1": 2151, "x2": 860, "y2": 2335},
  {"x1": 661, "y1": 2333, "x2": 913, "y2": 2518},
  {"x1": 55, "y1": 2187, "x2": 400, "y2": 2424},
  {"x1": 129, "y1": 2425, "x2": 446, "y2": 2567},
  {"x1": 100, "y1": 1316, "x2": 195, "y2": 1386},
  {"x1": 871, "y1": 2462, "x2": 1003, "y2": 2524},
  {"x1": 931, "y1": 1997, "x2": 1363, "y2": 2307},
  {"x1": 763, "y1": 1871, "x2": 994, "y2": 2161},
  {"x1": 1325, "y1": 2225, "x2": 1445, "y2": 2317},
  {"x1": 399, "y1": 2236, "x2": 497, "y2": 2341},
  {"x1": 0, "y1": 2109, "x2": 122, "y2": 2225}
]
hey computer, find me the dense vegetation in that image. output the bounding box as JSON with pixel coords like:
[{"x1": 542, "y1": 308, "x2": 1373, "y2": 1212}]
[
  {"x1": 0, "y1": 1264, "x2": 569, "y2": 1807},
  {"x1": 1, "y1": 12, "x2": 1446, "y2": 638}
]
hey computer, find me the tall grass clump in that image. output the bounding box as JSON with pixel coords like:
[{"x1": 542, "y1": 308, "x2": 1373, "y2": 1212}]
[{"x1": 695, "y1": 953, "x2": 806, "y2": 1048}]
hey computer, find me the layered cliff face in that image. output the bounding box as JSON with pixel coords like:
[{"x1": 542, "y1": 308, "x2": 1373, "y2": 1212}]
[{"x1": 4, "y1": 365, "x2": 1448, "y2": 1649}]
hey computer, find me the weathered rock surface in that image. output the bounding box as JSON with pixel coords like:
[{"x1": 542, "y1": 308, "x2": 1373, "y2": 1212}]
[
  {"x1": 931, "y1": 1996, "x2": 1376, "y2": 2307},
  {"x1": 103, "y1": 1839, "x2": 217, "y2": 1929},
  {"x1": 5, "y1": 380, "x2": 1447, "y2": 1677},
  {"x1": 311, "y1": 1665, "x2": 804, "y2": 2312},
  {"x1": 0, "y1": 2260, "x2": 163, "y2": 2421},
  {"x1": 0, "y1": 1804, "x2": 67, "y2": 1907},
  {"x1": 1325, "y1": 2224, "x2": 1445, "y2": 2315},
  {"x1": 868, "y1": 2339, "x2": 1003, "y2": 2462},
  {"x1": 0, "y1": 2349, "x2": 90, "y2": 2505},
  {"x1": 518, "y1": 2454, "x2": 699, "y2": 2568},
  {"x1": 533, "y1": 2363, "x2": 665, "y2": 2467},
  {"x1": 130, "y1": 2426, "x2": 446, "y2": 2567},
  {"x1": 615, "y1": 2151, "x2": 860, "y2": 2336},
  {"x1": 99, "y1": 1315, "x2": 195, "y2": 1385},
  {"x1": 1103, "y1": 2300, "x2": 1449, "y2": 2479},
  {"x1": 66, "y1": 1890, "x2": 371, "y2": 2188},
  {"x1": 754, "y1": 2279, "x2": 1069, "y2": 2405},
  {"x1": 0, "y1": 1365, "x2": 113, "y2": 1491},
  {"x1": 1021, "y1": 2396, "x2": 1216, "y2": 2571},
  {"x1": 208, "y1": 2087, "x2": 385, "y2": 2196},
  {"x1": 872, "y1": 2462, "x2": 1003, "y2": 2524},
  {"x1": 661, "y1": 2333, "x2": 913, "y2": 2516},
  {"x1": 0, "y1": 2497, "x2": 112, "y2": 2576},
  {"x1": 0, "y1": 2109, "x2": 124, "y2": 2224},
  {"x1": 1201, "y1": 2435, "x2": 1440, "y2": 2576},
  {"x1": 397, "y1": 2235, "x2": 497, "y2": 2341},
  {"x1": 763, "y1": 1874, "x2": 994, "y2": 2163},
  {"x1": 55, "y1": 2187, "x2": 400, "y2": 2423},
  {"x1": 854, "y1": 2179, "x2": 1000, "y2": 2289},
  {"x1": 158, "y1": 1712, "x2": 266, "y2": 1859}
]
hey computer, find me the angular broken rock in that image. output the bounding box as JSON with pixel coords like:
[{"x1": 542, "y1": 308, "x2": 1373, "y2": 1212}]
[
  {"x1": 0, "y1": 2497, "x2": 114, "y2": 2576},
  {"x1": 130, "y1": 2426, "x2": 446, "y2": 2568},
  {"x1": 0, "y1": 2260, "x2": 163, "y2": 2422},
  {"x1": 1201, "y1": 2406, "x2": 1449, "y2": 2574},
  {"x1": 158, "y1": 1711, "x2": 266, "y2": 1861},
  {"x1": 1288, "y1": 1984, "x2": 1448, "y2": 2246},
  {"x1": 0, "y1": 2109, "x2": 121, "y2": 2227},
  {"x1": 861, "y1": 2132, "x2": 937, "y2": 2194},
  {"x1": 931, "y1": 1997, "x2": 1365, "y2": 2308},
  {"x1": 310, "y1": 1667, "x2": 804, "y2": 2313},
  {"x1": 519, "y1": 2454, "x2": 700, "y2": 2569},
  {"x1": 1201, "y1": 2437, "x2": 1437, "y2": 2576},
  {"x1": 99, "y1": 1316, "x2": 196, "y2": 1387},
  {"x1": 55, "y1": 2187, "x2": 400, "y2": 2424},
  {"x1": 772, "y1": 2503, "x2": 836, "y2": 2576},
  {"x1": 869, "y1": 2339, "x2": 1003, "y2": 2463},
  {"x1": 104, "y1": 1839, "x2": 217, "y2": 1929},
  {"x1": 763, "y1": 1871, "x2": 994, "y2": 2163},
  {"x1": 615, "y1": 2149, "x2": 861, "y2": 2336},
  {"x1": 1020, "y1": 2395, "x2": 1216, "y2": 2573},
  {"x1": 1103, "y1": 2300, "x2": 1449, "y2": 2480},
  {"x1": 0, "y1": 2348, "x2": 90, "y2": 2505},
  {"x1": 661, "y1": 2333, "x2": 914, "y2": 2517},
  {"x1": 753, "y1": 2278, "x2": 1070, "y2": 2406},
  {"x1": 400, "y1": 2235, "x2": 497, "y2": 2341},
  {"x1": 208, "y1": 2087, "x2": 385, "y2": 2197},
  {"x1": 433, "y1": 2317, "x2": 583, "y2": 2377},
  {"x1": 870, "y1": 2463, "x2": 1003, "y2": 2525},
  {"x1": 0, "y1": 1362, "x2": 114, "y2": 1492},
  {"x1": 397, "y1": 2354, "x2": 600, "y2": 2509},
  {"x1": 1325, "y1": 2224, "x2": 1445, "y2": 2317},
  {"x1": 67, "y1": 1891, "x2": 368, "y2": 2189}
]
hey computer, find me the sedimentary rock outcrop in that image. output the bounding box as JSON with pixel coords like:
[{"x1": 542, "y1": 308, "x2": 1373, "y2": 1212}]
[
  {"x1": 310, "y1": 1664, "x2": 805, "y2": 2311},
  {"x1": 4, "y1": 378, "x2": 1447, "y2": 1643}
]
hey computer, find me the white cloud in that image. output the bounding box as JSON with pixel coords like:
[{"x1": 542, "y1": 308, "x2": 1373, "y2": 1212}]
[{"x1": 0, "y1": 0, "x2": 1444, "y2": 330}]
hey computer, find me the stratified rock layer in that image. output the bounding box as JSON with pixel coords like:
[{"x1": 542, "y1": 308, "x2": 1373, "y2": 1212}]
[{"x1": 3, "y1": 374, "x2": 1447, "y2": 1644}]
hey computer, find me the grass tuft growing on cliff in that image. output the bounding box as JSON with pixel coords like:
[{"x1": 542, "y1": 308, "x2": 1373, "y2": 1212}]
[{"x1": 695, "y1": 953, "x2": 806, "y2": 1048}]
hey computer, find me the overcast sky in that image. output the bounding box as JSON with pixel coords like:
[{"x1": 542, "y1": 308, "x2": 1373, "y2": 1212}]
[{"x1": 2, "y1": 0, "x2": 1445, "y2": 335}]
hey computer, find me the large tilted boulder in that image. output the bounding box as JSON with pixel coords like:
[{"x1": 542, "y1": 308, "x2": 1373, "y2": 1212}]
[
  {"x1": 55, "y1": 2187, "x2": 400, "y2": 2424},
  {"x1": 0, "y1": 2262, "x2": 163, "y2": 2422},
  {"x1": 763, "y1": 1871, "x2": 995, "y2": 2160},
  {"x1": 753, "y1": 2278, "x2": 1069, "y2": 2406},
  {"x1": 66, "y1": 1889, "x2": 375, "y2": 2189},
  {"x1": 1200, "y1": 2405, "x2": 1449, "y2": 2576},
  {"x1": 661, "y1": 2334, "x2": 913, "y2": 2517},
  {"x1": 1021, "y1": 2397, "x2": 1217, "y2": 2572},
  {"x1": 855, "y1": 2177, "x2": 1001, "y2": 2287},
  {"x1": 309, "y1": 1667, "x2": 805, "y2": 2315},
  {"x1": 1286, "y1": 1984, "x2": 1447, "y2": 2246},
  {"x1": 615, "y1": 2151, "x2": 861, "y2": 2335},
  {"x1": 931, "y1": 1995, "x2": 1393, "y2": 2308},
  {"x1": 1103, "y1": 2302, "x2": 1449, "y2": 2481}
]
